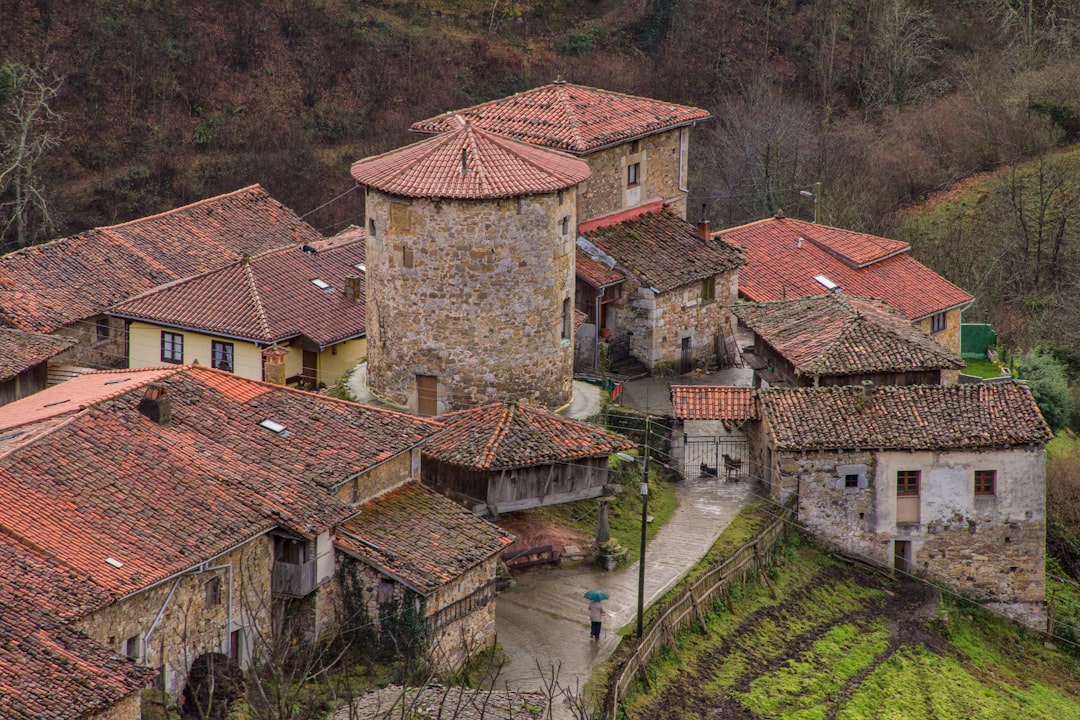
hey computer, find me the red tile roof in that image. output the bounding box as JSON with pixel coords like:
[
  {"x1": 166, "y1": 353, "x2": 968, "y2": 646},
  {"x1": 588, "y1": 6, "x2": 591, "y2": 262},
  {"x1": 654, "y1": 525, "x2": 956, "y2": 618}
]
[
  {"x1": 574, "y1": 309, "x2": 587, "y2": 330},
  {"x1": 0, "y1": 366, "x2": 441, "y2": 600},
  {"x1": 581, "y1": 206, "x2": 744, "y2": 293},
  {"x1": 411, "y1": 83, "x2": 711, "y2": 155},
  {"x1": 716, "y1": 217, "x2": 973, "y2": 321},
  {"x1": 575, "y1": 250, "x2": 626, "y2": 289},
  {"x1": 732, "y1": 295, "x2": 963, "y2": 378},
  {"x1": 109, "y1": 239, "x2": 366, "y2": 347},
  {"x1": 670, "y1": 386, "x2": 758, "y2": 421},
  {"x1": 351, "y1": 120, "x2": 590, "y2": 200},
  {"x1": 0, "y1": 185, "x2": 322, "y2": 333},
  {"x1": 0, "y1": 328, "x2": 76, "y2": 382},
  {"x1": 0, "y1": 532, "x2": 154, "y2": 720},
  {"x1": 424, "y1": 400, "x2": 635, "y2": 470},
  {"x1": 335, "y1": 483, "x2": 512, "y2": 595},
  {"x1": 761, "y1": 383, "x2": 1052, "y2": 451}
]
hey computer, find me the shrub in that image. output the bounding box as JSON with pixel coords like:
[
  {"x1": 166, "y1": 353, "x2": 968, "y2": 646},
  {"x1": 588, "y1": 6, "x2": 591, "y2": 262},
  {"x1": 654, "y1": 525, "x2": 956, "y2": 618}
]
[{"x1": 1015, "y1": 346, "x2": 1074, "y2": 431}]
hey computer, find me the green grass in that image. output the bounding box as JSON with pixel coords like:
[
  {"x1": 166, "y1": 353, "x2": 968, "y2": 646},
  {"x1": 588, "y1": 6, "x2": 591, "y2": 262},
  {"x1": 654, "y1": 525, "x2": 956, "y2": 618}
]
[
  {"x1": 1047, "y1": 430, "x2": 1080, "y2": 460},
  {"x1": 962, "y1": 357, "x2": 1004, "y2": 379}
]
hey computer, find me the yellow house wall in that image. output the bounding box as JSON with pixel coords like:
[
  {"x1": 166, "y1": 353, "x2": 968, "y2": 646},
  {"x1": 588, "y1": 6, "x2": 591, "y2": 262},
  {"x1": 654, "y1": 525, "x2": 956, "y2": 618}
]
[
  {"x1": 319, "y1": 337, "x2": 366, "y2": 384},
  {"x1": 914, "y1": 307, "x2": 963, "y2": 355}
]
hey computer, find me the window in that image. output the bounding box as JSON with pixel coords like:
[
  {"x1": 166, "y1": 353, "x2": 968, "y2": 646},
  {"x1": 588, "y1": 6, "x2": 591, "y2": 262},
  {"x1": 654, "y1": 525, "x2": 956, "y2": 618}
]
[
  {"x1": 402, "y1": 247, "x2": 414, "y2": 268},
  {"x1": 561, "y1": 298, "x2": 572, "y2": 341},
  {"x1": 96, "y1": 317, "x2": 111, "y2": 343},
  {"x1": 627, "y1": 162, "x2": 640, "y2": 187},
  {"x1": 206, "y1": 576, "x2": 222, "y2": 606},
  {"x1": 377, "y1": 578, "x2": 395, "y2": 605},
  {"x1": 212, "y1": 341, "x2": 234, "y2": 373},
  {"x1": 701, "y1": 276, "x2": 716, "y2": 304},
  {"x1": 161, "y1": 332, "x2": 184, "y2": 363},
  {"x1": 844, "y1": 474, "x2": 860, "y2": 489},
  {"x1": 630, "y1": 139, "x2": 641, "y2": 154},
  {"x1": 368, "y1": 218, "x2": 376, "y2": 236},
  {"x1": 561, "y1": 216, "x2": 570, "y2": 236},
  {"x1": 896, "y1": 470, "x2": 920, "y2": 496},
  {"x1": 125, "y1": 634, "x2": 142, "y2": 660},
  {"x1": 975, "y1": 469, "x2": 996, "y2": 496},
  {"x1": 930, "y1": 312, "x2": 946, "y2": 334}
]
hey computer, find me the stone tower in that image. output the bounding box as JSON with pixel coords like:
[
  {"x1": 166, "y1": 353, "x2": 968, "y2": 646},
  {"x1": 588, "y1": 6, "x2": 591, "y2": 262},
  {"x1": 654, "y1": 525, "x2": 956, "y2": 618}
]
[{"x1": 351, "y1": 119, "x2": 591, "y2": 415}]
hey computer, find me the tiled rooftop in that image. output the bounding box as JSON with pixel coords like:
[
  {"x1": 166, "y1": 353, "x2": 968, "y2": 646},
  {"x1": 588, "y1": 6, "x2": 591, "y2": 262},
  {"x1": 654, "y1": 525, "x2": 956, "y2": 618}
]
[
  {"x1": 0, "y1": 365, "x2": 441, "y2": 600},
  {"x1": 575, "y1": 249, "x2": 626, "y2": 289},
  {"x1": 338, "y1": 685, "x2": 546, "y2": 720},
  {"x1": 423, "y1": 399, "x2": 634, "y2": 470},
  {"x1": 411, "y1": 82, "x2": 711, "y2": 154},
  {"x1": 0, "y1": 328, "x2": 76, "y2": 382},
  {"x1": 581, "y1": 206, "x2": 744, "y2": 293},
  {"x1": 761, "y1": 383, "x2": 1052, "y2": 451},
  {"x1": 0, "y1": 185, "x2": 321, "y2": 333},
  {"x1": 670, "y1": 385, "x2": 758, "y2": 421},
  {"x1": 335, "y1": 483, "x2": 512, "y2": 595},
  {"x1": 109, "y1": 239, "x2": 366, "y2": 346},
  {"x1": 716, "y1": 217, "x2": 973, "y2": 321},
  {"x1": 0, "y1": 532, "x2": 153, "y2": 720},
  {"x1": 351, "y1": 119, "x2": 590, "y2": 200},
  {"x1": 732, "y1": 295, "x2": 963, "y2": 377}
]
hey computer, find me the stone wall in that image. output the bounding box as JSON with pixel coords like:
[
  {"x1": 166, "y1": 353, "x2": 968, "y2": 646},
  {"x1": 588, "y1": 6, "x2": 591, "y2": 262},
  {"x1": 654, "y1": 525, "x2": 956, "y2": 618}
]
[
  {"x1": 365, "y1": 190, "x2": 575, "y2": 412},
  {"x1": 90, "y1": 692, "x2": 143, "y2": 720},
  {"x1": 915, "y1": 307, "x2": 963, "y2": 355},
  {"x1": 576, "y1": 127, "x2": 690, "y2": 222},
  {"x1": 52, "y1": 314, "x2": 127, "y2": 368},
  {"x1": 425, "y1": 557, "x2": 499, "y2": 671},
  {"x1": 75, "y1": 536, "x2": 274, "y2": 698},
  {"x1": 786, "y1": 446, "x2": 1045, "y2": 623},
  {"x1": 331, "y1": 449, "x2": 416, "y2": 505}
]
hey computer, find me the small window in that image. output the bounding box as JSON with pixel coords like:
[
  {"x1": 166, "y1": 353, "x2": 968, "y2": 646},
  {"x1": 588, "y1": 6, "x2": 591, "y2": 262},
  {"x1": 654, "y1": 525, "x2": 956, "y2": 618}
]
[
  {"x1": 368, "y1": 218, "x2": 376, "y2": 236},
  {"x1": 125, "y1": 634, "x2": 142, "y2": 660},
  {"x1": 627, "y1": 162, "x2": 640, "y2": 187},
  {"x1": 561, "y1": 298, "x2": 571, "y2": 341},
  {"x1": 161, "y1": 332, "x2": 184, "y2": 364},
  {"x1": 561, "y1": 216, "x2": 570, "y2": 236},
  {"x1": 96, "y1": 317, "x2": 111, "y2": 342},
  {"x1": 557, "y1": 190, "x2": 564, "y2": 205},
  {"x1": 206, "y1": 576, "x2": 222, "y2": 606},
  {"x1": 211, "y1": 341, "x2": 234, "y2": 373},
  {"x1": 630, "y1": 139, "x2": 641, "y2": 154},
  {"x1": 844, "y1": 474, "x2": 859, "y2": 489},
  {"x1": 975, "y1": 469, "x2": 996, "y2": 496},
  {"x1": 377, "y1": 578, "x2": 395, "y2": 605},
  {"x1": 897, "y1": 470, "x2": 920, "y2": 496},
  {"x1": 701, "y1": 276, "x2": 716, "y2": 304},
  {"x1": 930, "y1": 312, "x2": 946, "y2": 334},
  {"x1": 403, "y1": 247, "x2": 414, "y2": 268}
]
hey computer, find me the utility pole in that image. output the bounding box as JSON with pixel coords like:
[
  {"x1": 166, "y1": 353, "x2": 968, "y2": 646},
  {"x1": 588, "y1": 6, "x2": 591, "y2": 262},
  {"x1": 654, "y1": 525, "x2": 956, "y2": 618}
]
[{"x1": 637, "y1": 415, "x2": 650, "y2": 639}]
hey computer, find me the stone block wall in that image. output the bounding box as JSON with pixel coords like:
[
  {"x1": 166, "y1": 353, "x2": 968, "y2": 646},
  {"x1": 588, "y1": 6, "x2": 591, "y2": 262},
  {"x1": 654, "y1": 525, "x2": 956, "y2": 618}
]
[
  {"x1": 650, "y1": 270, "x2": 739, "y2": 372},
  {"x1": 332, "y1": 450, "x2": 415, "y2": 505},
  {"x1": 52, "y1": 314, "x2": 127, "y2": 369},
  {"x1": 915, "y1": 307, "x2": 963, "y2": 355},
  {"x1": 75, "y1": 537, "x2": 274, "y2": 698},
  {"x1": 90, "y1": 693, "x2": 143, "y2": 720},
  {"x1": 576, "y1": 127, "x2": 690, "y2": 222},
  {"x1": 365, "y1": 191, "x2": 575, "y2": 412},
  {"x1": 425, "y1": 558, "x2": 499, "y2": 671}
]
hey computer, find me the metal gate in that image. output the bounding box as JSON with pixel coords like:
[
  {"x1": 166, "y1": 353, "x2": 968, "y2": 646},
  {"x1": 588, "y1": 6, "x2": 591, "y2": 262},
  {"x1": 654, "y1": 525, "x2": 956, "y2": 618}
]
[{"x1": 681, "y1": 435, "x2": 749, "y2": 481}]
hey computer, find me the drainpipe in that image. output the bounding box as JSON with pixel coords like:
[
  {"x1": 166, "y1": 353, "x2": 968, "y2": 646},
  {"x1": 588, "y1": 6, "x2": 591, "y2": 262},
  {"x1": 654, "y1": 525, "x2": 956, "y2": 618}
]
[{"x1": 143, "y1": 562, "x2": 234, "y2": 673}]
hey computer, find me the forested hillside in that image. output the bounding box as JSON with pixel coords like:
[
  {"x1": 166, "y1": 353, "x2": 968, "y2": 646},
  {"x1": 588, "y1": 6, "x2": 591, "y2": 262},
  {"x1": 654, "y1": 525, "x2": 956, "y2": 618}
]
[{"x1": 3, "y1": 0, "x2": 1080, "y2": 336}]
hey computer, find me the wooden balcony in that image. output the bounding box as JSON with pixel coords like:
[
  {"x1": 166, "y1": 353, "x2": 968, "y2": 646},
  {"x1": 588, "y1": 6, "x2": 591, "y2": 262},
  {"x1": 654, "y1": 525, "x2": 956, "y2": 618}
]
[{"x1": 271, "y1": 558, "x2": 319, "y2": 598}]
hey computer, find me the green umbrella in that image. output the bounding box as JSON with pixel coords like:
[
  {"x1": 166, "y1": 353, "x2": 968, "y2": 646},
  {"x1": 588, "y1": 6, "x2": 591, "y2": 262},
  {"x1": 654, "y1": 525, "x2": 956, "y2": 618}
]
[{"x1": 584, "y1": 589, "x2": 609, "y2": 601}]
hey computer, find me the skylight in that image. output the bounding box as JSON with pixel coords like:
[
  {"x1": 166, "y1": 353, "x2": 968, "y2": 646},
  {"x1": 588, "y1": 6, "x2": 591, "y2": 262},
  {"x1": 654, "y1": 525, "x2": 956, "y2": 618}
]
[
  {"x1": 105, "y1": 557, "x2": 124, "y2": 568},
  {"x1": 311, "y1": 278, "x2": 331, "y2": 290},
  {"x1": 813, "y1": 274, "x2": 839, "y2": 291},
  {"x1": 355, "y1": 263, "x2": 366, "y2": 272},
  {"x1": 259, "y1": 419, "x2": 292, "y2": 438},
  {"x1": 104, "y1": 378, "x2": 129, "y2": 385}
]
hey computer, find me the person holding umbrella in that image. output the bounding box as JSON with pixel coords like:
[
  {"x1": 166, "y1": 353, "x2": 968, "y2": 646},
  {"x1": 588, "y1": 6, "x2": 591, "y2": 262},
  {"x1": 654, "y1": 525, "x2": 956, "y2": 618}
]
[{"x1": 584, "y1": 589, "x2": 609, "y2": 641}]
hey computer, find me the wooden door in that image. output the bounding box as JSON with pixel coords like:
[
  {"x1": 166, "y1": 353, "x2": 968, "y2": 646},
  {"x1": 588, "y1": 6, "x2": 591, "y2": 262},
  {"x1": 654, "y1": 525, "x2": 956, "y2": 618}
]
[
  {"x1": 680, "y1": 336, "x2": 693, "y2": 374},
  {"x1": 302, "y1": 350, "x2": 318, "y2": 388},
  {"x1": 417, "y1": 374, "x2": 438, "y2": 416},
  {"x1": 894, "y1": 540, "x2": 911, "y2": 574}
]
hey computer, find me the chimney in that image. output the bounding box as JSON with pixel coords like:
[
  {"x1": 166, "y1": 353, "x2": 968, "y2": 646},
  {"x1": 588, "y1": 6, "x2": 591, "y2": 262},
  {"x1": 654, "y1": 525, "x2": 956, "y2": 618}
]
[
  {"x1": 861, "y1": 380, "x2": 875, "y2": 398},
  {"x1": 138, "y1": 383, "x2": 172, "y2": 424},
  {"x1": 697, "y1": 220, "x2": 711, "y2": 241},
  {"x1": 797, "y1": 236, "x2": 803, "y2": 249},
  {"x1": 461, "y1": 148, "x2": 468, "y2": 173},
  {"x1": 344, "y1": 275, "x2": 362, "y2": 301},
  {"x1": 262, "y1": 345, "x2": 289, "y2": 386}
]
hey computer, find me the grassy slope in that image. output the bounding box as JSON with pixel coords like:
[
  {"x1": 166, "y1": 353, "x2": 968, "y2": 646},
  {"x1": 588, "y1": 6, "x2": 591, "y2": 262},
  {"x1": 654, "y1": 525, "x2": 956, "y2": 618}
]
[{"x1": 621, "y1": 537, "x2": 1080, "y2": 720}]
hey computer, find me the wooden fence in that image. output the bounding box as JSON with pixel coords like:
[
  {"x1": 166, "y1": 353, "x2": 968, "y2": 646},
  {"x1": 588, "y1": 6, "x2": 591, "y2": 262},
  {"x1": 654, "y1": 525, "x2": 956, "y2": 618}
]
[{"x1": 599, "y1": 502, "x2": 793, "y2": 720}]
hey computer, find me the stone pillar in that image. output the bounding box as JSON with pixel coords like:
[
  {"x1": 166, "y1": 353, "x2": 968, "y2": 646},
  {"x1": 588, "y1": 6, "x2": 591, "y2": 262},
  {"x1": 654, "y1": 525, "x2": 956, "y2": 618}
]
[{"x1": 262, "y1": 345, "x2": 288, "y2": 385}]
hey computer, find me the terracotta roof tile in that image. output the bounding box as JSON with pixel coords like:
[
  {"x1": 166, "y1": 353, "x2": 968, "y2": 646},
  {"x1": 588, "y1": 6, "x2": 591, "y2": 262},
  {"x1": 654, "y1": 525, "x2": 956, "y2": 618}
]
[
  {"x1": 0, "y1": 329, "x2": 76, "y2": 382},
  {"x1": 581, "y1": 207, "x2": 744, "y2": 292},
  {"x1": 574, "y1": 309, "x2": 587, "y2": 330},
  {"x1": 109, "y1": 239, "x2": 366, "y2": 346},
  {"x1": 761, "y1": 383, "x2": 1052, "y2": 451},
  {"x1": 423, "y1": 400, "x2": 635, "y2": 471},
  {"x1": 0, "y1": 534, "x2": 153, "y2": 719},
  {"x1": 670, "y1": 385, "x2": 758, "y2": 421},
  {"x1": 335, "y1": 483, "x2": 512, "y2": 595},
  {"x1": 411, "y1": 83, "x2": 711, "y2": 154},
  {"x1": 716, "y1": 217, "x2": 973, "y2": 320},
  {"x1": 0, "y1": 366, "x2": 441, "y2": 599},
  {"x1": 731, "y1": 295, "x2": 963, "y2": 378},
  {"x1": 351, "y1": 120, "x2": 590, "y2": 199},
  {"x1": 575, "y1": 250, "x2": 625, "y2": 289},
  {"x1": 0, "y1": 185, "x2": 322, "y2": 333}
]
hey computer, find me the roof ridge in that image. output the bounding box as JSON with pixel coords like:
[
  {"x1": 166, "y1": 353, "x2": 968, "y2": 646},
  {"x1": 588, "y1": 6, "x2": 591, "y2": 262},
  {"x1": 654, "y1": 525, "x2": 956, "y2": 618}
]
[
  {"x1": 242, "y1": 259, "x2": 273, "y2": 339},
  {"x1": 482, "y1": 130, "x2": 585, "y2": 186},
  {"x1": 479, "y1": 402, "x2": 516, "y2": 469},
  {"x1": 0, "y1": 520, "x2": 104, "y2": 597},
  {"x1": 100, "y1": 184, "x2": 265, "y2": 232},
  {"x1": 552, "y1": 83, "x2": 588, "y2": 153}
]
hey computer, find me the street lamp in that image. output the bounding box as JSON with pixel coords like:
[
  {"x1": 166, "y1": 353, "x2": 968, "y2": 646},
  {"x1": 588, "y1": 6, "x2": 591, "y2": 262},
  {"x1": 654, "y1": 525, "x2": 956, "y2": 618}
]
[
  {"x1": 799, "y1": 181, "x2": 822, "y2": 224},
  {"x1": 617, "y1": 416, "x2": 651, "y2": 639}
]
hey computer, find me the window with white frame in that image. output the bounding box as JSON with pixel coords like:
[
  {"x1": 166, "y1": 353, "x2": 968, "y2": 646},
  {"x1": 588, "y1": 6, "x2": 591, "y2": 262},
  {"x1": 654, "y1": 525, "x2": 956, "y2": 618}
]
[
  {"x1": 161, "y1": 331, "x2": 184, "y2": 364},
  {"x1": 212, "y1": 340, "x2": 234, "y2": 373}
]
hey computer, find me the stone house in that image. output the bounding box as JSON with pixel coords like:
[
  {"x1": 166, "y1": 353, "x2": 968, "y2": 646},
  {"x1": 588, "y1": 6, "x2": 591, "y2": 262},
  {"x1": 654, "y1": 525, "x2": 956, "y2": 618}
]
[
  {"x1": 715, "y1": 216, "x2": 974, "y2": 355},
  {"x1": 0, "y1": 364, "x2": 509, "y2": 713},
  {"x1": 731, "y1": 294, "x2": 964, "y2": 388},
  {"x1": 576, "y1": 203, "x2": 744, "y2": 373},
  {"x1": 0, "y1": 184, "x2": 322, "y2": 369},
  {"x1": 108, "y1": 234, "x2": 367, "y2": 389},
  {"x1": 0, "y1": 327, "x2": 75, "y2": 404},
  {"x1": 671, "y1": 382, "x2": 1051, "y2": 625},
  {"x1": 411, "y1": 82, "x2": 711, "y2": 223},
  {"x1": 420, "y1": 399, "x2": 635, "y2": 515},
  {"x1": 351, "y1": 119, "x2": 590, "y2": 413}
]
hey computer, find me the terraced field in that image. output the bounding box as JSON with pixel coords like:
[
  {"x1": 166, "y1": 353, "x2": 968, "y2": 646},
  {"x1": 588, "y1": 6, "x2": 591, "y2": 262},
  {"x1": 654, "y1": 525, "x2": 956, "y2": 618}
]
[{"x1": 624, "y1": 544, "x2": 1080, "y2": 720}]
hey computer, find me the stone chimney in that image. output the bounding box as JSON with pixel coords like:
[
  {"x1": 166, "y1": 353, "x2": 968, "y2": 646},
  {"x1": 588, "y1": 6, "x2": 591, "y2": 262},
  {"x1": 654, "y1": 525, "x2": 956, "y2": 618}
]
[
  {"x1": 262, "y1": 345, "x2": 289, "y2": 385},
  {"x1": 697, "y1": 220, "x2": 711, "y2": 241},
  {"x1": 344, "y1": 275, "x2": 362, "y2": 301},
  {"x1": 138, "y1": 383, "x2": 172, "y2": 424}
]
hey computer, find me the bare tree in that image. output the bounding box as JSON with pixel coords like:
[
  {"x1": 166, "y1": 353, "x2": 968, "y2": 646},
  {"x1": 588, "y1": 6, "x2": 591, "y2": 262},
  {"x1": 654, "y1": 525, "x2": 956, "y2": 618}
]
[{"x1": 0, "y1": 62, "x2": 64, "y2": 250}]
